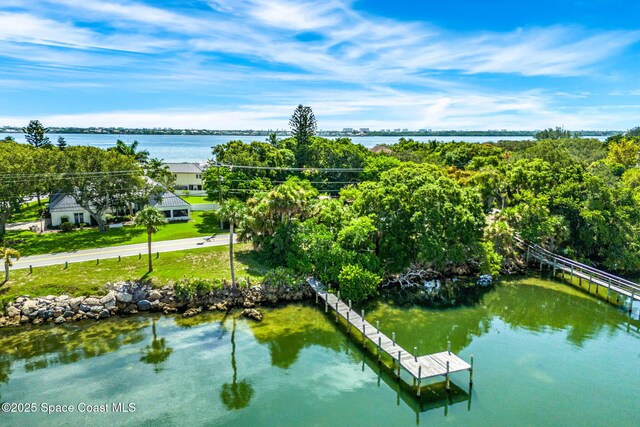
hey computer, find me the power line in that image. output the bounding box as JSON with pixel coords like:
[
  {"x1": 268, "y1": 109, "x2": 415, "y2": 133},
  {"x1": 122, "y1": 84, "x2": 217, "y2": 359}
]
[{"x1": 218, "y1": 164, "x2": 364, "y2": 172}]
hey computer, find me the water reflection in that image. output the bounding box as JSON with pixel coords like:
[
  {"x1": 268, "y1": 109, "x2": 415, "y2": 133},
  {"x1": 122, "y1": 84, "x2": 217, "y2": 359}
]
[
  {"x1": 140, "y1": 318, "x2": 173, "y2": 373},
  {"x1": 219, "y1": 317, "x2": 254, "y2": 410},
  {"x1": 365, "y1": 277, "x2": 640, "y2": 356},
  {"x1": 249, "y1": 304, "x2": 344, "y2": 369}
]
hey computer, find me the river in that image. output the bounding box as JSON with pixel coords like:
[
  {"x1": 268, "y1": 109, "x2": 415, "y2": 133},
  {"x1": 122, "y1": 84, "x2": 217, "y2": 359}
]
[
  {"x1": 0, "y1": 275, "x2": 637, "y2": 426},
  {"x1": 1, "y1": 133, "x2": 607, "y2": 163}
]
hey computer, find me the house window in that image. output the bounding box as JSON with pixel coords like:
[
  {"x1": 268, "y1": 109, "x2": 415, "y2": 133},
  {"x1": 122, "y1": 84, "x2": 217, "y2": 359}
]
[
  {"x1": 74, "y1": 213, "x2": 84, "y2": 225},
  {"x1": 196, "y1": 174, "x2": 201, "y2": 179},
  {"x1": 163, "y1": 210, "x2": 172, "y2": 218},
  {"x1": 172, "y1": 209, "x2": 188, "y2": 218},
  {"x1": 197, "y1": 185, "x2": 202, "y2": 191}
]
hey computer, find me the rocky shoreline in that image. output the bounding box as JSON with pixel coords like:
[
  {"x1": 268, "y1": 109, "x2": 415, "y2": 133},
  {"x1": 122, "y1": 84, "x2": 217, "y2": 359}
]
[{"x1": 0, "y1": 281, "x2": 314, "y2": 329}]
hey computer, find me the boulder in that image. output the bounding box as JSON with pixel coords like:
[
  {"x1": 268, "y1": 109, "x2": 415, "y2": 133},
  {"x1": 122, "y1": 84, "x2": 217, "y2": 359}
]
[
  {"x1": 54, "y1": 316, "x2": 66, "y2": 324},
  {"x1": 83, "y1": 297, "x2": 101, "y2": 306},
  {"x1": 115, "y1": 292, "x2": 133, "y2": 303},
  {"x1": 98, "y1": 309, "x2": 110, "y2": 319},
  {"x1": 242, "y1": 308, "x2": 263, "y2": 321},
  {"x1": 148, "y1": 290, "x2": 162, "y2": 301},
  {"x1": 137, "y1": 300, "x2": 151, "y2": 311},
  {"x1": 6, "y1": 306, "x2": 20, "y2": 317},
  {"x1": 183, "y1": 307, "x2": 202, "y2": 318},
  {"x1": 99, "y1": 293, "x2": 116, "y2": 307},
  {"x1": 69, "y1": 297, "x2": 84, "y2": 310},
  {"x1": 90, "y1": 306, "x2": 103, "y2": 314},
  {"x1": 21, "y1": 299, "x2": 39, "y2": 315},
  {"x1": 32, "y1": 318, "x2": 43, "y2": 326},
  {"x1": 20, "y1": 315, "x2": 29, "y2": 323}
]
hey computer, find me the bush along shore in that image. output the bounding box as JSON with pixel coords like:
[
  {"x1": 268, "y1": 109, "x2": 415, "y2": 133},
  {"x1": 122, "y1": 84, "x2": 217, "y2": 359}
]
[{"x1": 0, "y1": 279, "x2": 315, "y2": 328}]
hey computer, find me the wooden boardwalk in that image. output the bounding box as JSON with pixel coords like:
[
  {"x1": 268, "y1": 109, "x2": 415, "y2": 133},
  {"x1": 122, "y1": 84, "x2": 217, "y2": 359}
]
[
  {"x1": 516, "y1": 236, "x2": 640, "y2": 313},
  {"x1": 308, "y1": 279, "x2": 473, "y2": 396}
]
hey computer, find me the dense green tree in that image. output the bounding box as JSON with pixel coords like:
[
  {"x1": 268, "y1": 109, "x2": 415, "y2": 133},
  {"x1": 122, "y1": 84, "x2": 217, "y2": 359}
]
[
  {"x1": 57, "y1": 136, "x2": 67, "y2": 150},
  {"x1": 0, "y1": 142, "x2": 40, "y2": 234},
  {"x1": 23, "y1": 120, "x2": 51, "y2": 148},
  {"x1": 338, "y1": 264, "x2": 380, "y2": 302},
  {"x1": 626, "y1": 126, "x2": 640, "y2": 137},
  {"x1": 534, "y1": 127, "x2": 573, "y2": 140},
  {"x1": 289, "y1": 104, "x2": 317, "y2": 148},
  {"x1": 60, "y1": 146, "x2": 143, "y2": 231},
  {"x1": 134, "y1": 206, "x2": 168, "y2": 272},
  {"x1": 605, "y1": 136, "x2": 639, "y2": 168}
]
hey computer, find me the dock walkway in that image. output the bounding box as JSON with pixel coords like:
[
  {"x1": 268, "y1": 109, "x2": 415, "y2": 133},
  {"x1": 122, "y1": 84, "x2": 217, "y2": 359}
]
[
  {"x1": 516, "y1": 236, "x2": 640, "y2": 312},
  {"x1": 308, "y1": 279, "x2": 472, "y2": 395}
]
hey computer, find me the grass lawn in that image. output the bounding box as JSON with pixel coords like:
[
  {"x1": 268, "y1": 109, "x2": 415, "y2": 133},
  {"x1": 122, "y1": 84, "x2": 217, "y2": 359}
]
[
  {"x1": 9, "y1": 199, "x2": 49, "y2": 223},
  {"x1": 5, "y1": 211, "x2": 222, "y2": 257},
  {"x1": 0, "y1": 244, "x2": 267, "y2": 303},
  {"x1": 181, "y1": 195, "x2": 215, "y2": 205}
]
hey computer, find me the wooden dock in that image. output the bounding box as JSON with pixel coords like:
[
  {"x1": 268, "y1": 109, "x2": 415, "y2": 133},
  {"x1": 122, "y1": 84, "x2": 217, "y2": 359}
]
[
  {"x1": 516, "y1": 236, "x2": 640, "y2": 313},
  {"x1": 308, "y1": 279, "x2": 473, "y2": 396}
]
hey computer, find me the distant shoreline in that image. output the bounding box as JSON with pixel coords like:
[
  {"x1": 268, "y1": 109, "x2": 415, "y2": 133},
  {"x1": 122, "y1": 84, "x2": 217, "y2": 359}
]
[{"x1": 0, "y1": 128, "x2": 620, "y2": 137}]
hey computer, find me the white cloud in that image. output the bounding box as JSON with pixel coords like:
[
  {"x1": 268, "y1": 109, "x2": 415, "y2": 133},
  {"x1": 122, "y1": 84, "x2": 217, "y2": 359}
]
[{"x1": 0, "y1": 0, "x2": 638, "y2": 129}]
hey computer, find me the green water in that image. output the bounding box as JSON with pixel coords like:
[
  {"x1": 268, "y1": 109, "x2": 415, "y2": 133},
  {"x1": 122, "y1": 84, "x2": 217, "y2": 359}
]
[{"x1": 0, "y1": 276, "x2": 638, "y2": 426}]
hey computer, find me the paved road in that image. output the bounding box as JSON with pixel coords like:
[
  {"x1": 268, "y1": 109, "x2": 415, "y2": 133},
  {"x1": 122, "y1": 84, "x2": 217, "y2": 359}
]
[{"x1": 12, "y1": 234, "x2": 232, "y2": 270}]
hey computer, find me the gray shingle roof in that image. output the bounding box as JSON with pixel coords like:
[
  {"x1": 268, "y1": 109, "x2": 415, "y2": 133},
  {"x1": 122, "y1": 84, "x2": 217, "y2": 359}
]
[
  {"x1": 149, "y1": 192, "x2": 190, "y2": 209},
  {"x1": 165, "y1": 163, "x2": 203, "y2": 174}
]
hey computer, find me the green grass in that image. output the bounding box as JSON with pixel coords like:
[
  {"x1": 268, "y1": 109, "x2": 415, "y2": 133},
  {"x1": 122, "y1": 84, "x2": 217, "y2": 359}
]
[
  {"x1": 4, "y1": 211, "x2": 222, "y2": 257},
  {"x1": 9, "y1": 199, "x2": 49, "y2": 223},
  {"x1": 181, "y1": 195, "x2": 215, "y2": 205},
  {"x1": 0, "y1": 244, "x2": 267, "y2": 303}
]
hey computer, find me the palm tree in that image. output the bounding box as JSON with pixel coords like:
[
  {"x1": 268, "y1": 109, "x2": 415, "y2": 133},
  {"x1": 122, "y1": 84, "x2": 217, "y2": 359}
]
[
  {"x1": 134, "y1": 207, "x2": 168, "y2": 272},
  {"x1": 113, "y1": 139, "x2": 150, "y2": 164},
  {"x1": 1, "y1": 246, "x2": 20, "y2": 283},
  {"x1": 218, "y1": 199, "x2": 245, "y2": 288},
  {"x1": 220, "y1": 317, "x2": 254, "y2": 410},
  {"x1": 140, "y1": 319, "x2": 173, "y2": 373}
]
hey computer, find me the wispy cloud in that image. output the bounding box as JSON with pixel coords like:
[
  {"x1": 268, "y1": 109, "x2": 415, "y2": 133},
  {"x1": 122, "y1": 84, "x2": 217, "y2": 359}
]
[{"x1": 0, "y1": 0, "x2": 638, "y2": 129}]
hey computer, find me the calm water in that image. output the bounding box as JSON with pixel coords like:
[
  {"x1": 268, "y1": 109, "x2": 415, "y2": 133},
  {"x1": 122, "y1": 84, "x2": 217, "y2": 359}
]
[
  {"x1": 0, "y1": 276, "x2": 638, "y2": 426},
  {"x1": 0, "y1": 133, "x2": 560, "y2": 162}
]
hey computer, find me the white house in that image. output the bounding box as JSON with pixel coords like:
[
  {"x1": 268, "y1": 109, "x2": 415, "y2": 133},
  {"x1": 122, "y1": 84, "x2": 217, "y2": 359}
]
[
  {"x1": 48, "y1": 193, "x2": 95, "y2": 227},
  {"x1": 48, "y1": 191, "x2": 191, "y2": 227},
  {"x1": 166, "y1": 162, "x2": 206, "y2": 195}
]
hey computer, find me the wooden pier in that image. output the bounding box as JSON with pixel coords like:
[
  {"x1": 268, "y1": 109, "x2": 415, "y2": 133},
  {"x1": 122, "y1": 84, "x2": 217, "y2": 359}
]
[
  {"x1": 308, "y1": 279, "x2": 473, "y2": 396},
  {"x1": 515, "y1": 236, "x2": 640, "y2": 313}
]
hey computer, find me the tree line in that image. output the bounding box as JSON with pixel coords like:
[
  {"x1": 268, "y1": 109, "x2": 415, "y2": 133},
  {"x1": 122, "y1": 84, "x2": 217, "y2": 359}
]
[{"x1": 212, "y1": 107, "x2": 640, "y2": 301}]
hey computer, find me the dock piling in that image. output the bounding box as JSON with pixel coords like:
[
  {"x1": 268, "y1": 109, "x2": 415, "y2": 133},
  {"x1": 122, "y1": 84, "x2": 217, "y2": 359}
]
[
  {"x1": 417, "y1": 366, "x2": 422, "y2": 397},
  {"x1": 376, "y1": 320, "x2": 380, "y2": 334},
  {"x1": 447, "y1": 340, "x2": 451, "y2": 355},
  {"x1": 392, "y1": 332, "x2": 396, "y2": 346},
  {"x1": 469, "y1": 355, "x2": 474, "y2": 384},
  {"x1": 397, "y1": 351, "x2": 401, "y2": 378},
  {"x1": 414, "y1": 347, "x2": 417, "y2": 362},
  {"x1": 446, "y1": 361, "x2": 450, "y2": 391}
]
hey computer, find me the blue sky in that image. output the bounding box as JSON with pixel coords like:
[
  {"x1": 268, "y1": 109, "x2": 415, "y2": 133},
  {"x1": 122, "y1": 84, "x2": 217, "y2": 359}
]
[{"x1": 0, "y1": 0, "x2": 639, "y2": 130}]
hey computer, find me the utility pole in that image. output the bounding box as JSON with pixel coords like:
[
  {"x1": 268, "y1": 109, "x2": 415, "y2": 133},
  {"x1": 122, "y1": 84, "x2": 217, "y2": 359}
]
[{"x1": 217, "y1": 162, "x2": 224, "y2": 230}]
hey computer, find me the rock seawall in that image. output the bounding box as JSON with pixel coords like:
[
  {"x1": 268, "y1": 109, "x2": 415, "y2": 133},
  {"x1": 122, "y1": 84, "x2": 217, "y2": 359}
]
[{"x1": 0, "y1": 281, "x2": 314, "y2": 328}]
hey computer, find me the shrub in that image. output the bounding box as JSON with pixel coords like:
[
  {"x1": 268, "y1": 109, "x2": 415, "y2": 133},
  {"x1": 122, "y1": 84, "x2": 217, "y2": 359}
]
[
  {"x1": 262, "y1": 267, "x2": 305, "y2": 289},
  {"x1": 59, "y1": 221, "x2": 75, "y2": 233},
  {"x1": 338, "y1": 264, "x2": 381, "y2": 302},
  {"x1": 479, "y1": 241, "x2": 502, "y2": 276},
  {"x1": 173, "y1": 277, "x2": 221, "y2": 300}
]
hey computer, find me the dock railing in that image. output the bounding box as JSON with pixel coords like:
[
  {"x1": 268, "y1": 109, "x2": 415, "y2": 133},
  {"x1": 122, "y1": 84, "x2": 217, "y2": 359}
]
[{"x1": 514, "y1": 235, "x2": 640, "y2": 310}]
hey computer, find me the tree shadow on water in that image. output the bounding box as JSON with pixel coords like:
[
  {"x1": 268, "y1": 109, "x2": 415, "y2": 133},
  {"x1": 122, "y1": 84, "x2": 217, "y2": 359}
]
[{"x1": 220, "y1": 317, "x2": 254, "y2": 410}]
